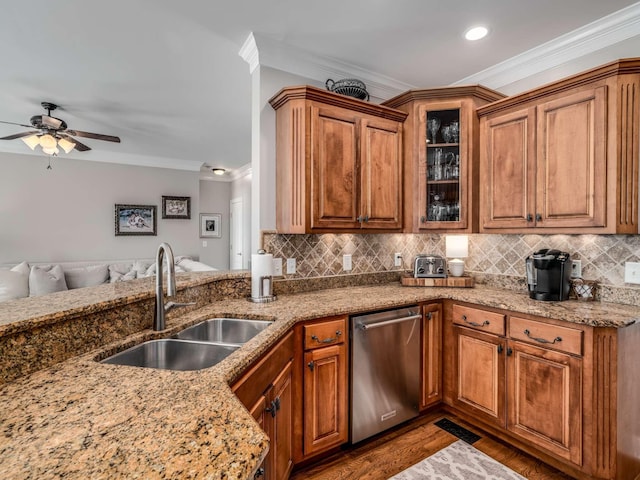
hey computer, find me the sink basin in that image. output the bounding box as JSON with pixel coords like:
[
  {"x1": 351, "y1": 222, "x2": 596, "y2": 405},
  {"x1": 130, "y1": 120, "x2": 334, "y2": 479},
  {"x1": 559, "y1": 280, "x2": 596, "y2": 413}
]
[
  {"x1": 174, "y1": 318, "x2": 272, "y2": 345},
  {"x1": 101, "y1": 339, "x2": 238, "y2": 371}
]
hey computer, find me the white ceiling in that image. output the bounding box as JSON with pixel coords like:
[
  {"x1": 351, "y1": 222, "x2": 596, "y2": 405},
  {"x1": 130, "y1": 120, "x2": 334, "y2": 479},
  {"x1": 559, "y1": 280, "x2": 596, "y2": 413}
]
[{"x1": 1, "y1": 0, "x2": 639, "y2": 175}]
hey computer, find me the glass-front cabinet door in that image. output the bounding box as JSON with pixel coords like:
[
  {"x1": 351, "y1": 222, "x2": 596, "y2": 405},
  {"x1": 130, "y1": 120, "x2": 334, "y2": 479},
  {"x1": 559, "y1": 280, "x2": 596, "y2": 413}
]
[{"x1": 418, "y1": 102, "x2": 468, "y2": 230}]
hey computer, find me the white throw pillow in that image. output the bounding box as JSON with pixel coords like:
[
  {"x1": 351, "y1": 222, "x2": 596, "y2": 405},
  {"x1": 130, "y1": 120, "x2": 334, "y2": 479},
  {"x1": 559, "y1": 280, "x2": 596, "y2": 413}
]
[
  {"x1": 177, "y1": 258, "x2": 216, "y2": 272},
  {"x1": 29, "y1": 264, "x2": 68, "y2": 296},
  {"x1": 64, "y1": 264, "x2": 109, "y2": 289},
  {"x1": 108, "y1": 263, "x2": 137, "y2": 283},
  {"x1": 0, "y1": 262, "x2": 30, "y2": 301}
]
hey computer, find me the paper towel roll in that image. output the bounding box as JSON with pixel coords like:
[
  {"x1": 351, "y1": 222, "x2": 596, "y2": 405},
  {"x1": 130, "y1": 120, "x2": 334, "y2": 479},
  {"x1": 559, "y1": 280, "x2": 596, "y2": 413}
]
[{"x1": 251, "y1": 252, "x2": 273, "y2": 299}]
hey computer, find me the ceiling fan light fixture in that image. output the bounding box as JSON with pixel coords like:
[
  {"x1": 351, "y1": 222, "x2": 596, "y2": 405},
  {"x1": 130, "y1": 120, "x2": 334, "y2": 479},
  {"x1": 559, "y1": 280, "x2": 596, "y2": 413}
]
[
  {"x1": 39, "y1": 134, "x2": 57, "y2": 149},
  {"x1": 212, "y1": 168, "x2": 226, "y2": 176},
  {"x1": 21, "y1": 134, "x2": 40, "y2": 150},
  {"x1": 464, "y1": 26, "x2": 489, "y2": 41},
  {"x1": 57, "y1": 137, "x2": 76, "y2": 154},
  {"x1": 42, "y1": 145, "x2": 59, "y2": 156}
]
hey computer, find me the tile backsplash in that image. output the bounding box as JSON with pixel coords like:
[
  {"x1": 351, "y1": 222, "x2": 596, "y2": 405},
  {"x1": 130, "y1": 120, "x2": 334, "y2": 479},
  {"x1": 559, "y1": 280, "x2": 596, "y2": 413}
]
[{"x1": 263, "y1": 232, "x2": 640, "y2": 305}]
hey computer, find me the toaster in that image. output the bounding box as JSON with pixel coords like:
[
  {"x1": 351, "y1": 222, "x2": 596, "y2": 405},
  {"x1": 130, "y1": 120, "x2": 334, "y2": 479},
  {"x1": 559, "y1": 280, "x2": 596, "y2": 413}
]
[{"x1": 414, "y1": 254, "x2": 447, "y2": 278}]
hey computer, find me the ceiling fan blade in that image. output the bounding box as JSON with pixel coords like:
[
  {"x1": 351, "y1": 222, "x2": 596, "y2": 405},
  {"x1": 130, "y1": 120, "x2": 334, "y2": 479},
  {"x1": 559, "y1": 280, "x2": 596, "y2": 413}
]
[
  {"x1": 41, "y1": 115, "x2": 63, "y2": 129},
  {"x1": 59, "y1": 134, "x2": 91, "y2": 151},
  {"x1": 66, "y1": 130, "x2": 120, "y2": 143},
  {"x1": 0, "y1": 130, "x2": 40, "y2": 140},
  {"x1": 0, "y1": 120, "x2": 34, "y2": 129}
]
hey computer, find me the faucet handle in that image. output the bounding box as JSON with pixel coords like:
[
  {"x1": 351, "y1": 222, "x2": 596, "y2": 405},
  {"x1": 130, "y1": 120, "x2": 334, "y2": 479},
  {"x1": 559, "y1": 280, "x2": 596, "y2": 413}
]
[{"x1": 164, "y1": 301, "x2": 196, "y2": 312}]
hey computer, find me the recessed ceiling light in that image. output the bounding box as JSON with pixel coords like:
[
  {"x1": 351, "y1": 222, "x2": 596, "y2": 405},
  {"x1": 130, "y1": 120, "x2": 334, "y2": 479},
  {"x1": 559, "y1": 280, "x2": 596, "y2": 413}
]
[
  {"x1": 212, "y1": 168, "x2": 226, "y2": 176},
  {"x1": 465, "y1": 26, "x2": 488, "y2": 41}
]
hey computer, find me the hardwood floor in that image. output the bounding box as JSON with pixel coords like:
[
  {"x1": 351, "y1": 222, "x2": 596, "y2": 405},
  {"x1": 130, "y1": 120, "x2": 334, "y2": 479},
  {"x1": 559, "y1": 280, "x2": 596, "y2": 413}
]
[{"x1": 290, "y1": 412, "x2": 573, "y2": 480}]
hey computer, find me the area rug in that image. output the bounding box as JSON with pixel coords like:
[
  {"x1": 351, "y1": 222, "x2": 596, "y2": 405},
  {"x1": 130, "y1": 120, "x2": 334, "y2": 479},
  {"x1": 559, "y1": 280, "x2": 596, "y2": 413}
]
[{"x1": 389, "y1": 440, "x2": 527, "y2": 480}]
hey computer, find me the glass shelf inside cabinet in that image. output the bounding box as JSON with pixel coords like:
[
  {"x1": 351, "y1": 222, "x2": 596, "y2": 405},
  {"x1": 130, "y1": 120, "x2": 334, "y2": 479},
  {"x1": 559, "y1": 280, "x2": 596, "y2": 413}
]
[{"x1": 425, "y1": 108, "x2": 461, "y2": 223}]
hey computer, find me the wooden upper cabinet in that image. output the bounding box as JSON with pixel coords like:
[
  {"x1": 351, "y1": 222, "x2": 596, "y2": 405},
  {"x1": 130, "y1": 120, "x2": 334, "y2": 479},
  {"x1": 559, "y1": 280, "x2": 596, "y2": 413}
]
[
  {"x1": 270, "y1": 86, "x2": 407, "y2": 233},
  {"x1": 382, "y1": 87, "x2": 505, "y2": 233},
  {"x1": 481, "y1": 107, "x2": 536, "y2": 230},
  {"x1": 479, "y1": 58, "x2": 640, "y2": 234}
]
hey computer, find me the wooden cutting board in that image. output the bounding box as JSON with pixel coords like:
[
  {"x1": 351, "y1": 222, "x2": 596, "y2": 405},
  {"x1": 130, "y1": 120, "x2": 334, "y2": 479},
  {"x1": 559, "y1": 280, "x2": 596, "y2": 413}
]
[{"x1": 400, "y1": 273, "x2": 474, "y2": 287}]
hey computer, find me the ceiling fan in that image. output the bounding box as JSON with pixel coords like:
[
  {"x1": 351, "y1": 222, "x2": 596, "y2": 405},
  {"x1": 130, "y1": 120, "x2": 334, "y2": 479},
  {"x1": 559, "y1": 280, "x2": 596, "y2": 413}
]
[{"x1": 0, "y1": 102, "x2": 120, "y2": 155}]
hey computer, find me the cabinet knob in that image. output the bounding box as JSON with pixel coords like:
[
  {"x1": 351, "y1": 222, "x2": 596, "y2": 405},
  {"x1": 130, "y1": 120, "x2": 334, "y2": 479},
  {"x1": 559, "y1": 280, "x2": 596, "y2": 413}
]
[
  {"x1": 426, "y1": 311, "x2": 432, "y2": 320},
  {"x1": 420, "y1": 216, "x2": 427, "y2": 223},
  {"x1": 254, "y1": 467, "x2": 265, "y2": 478},
  {"x1": 526, "y1": 213, "x2": 533, "y2": 222},
  {"x1": 356, "y1": 215, "x2": 362, "y2": 222},
  {"x1": 535, "y1": 213, "x2": 542, "y2": 222},
  {"x1": 498, "y1": 344, "x2": 504, "y2": 354},
  {"x1": 507, "y1": 347, "x2": 513, "y2": 356},
  {"x1": 363, "y1": 216, "x2": 369, "y2": 223},
  {"x1": 307, "y1": 361, "x2": 315, "y2": 371}
]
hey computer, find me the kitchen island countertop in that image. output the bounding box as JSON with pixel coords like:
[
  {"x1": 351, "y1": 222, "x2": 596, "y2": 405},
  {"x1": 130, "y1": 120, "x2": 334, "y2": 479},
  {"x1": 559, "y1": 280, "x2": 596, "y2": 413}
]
[{"x1": 1, "y1": 282, "x2": 638, "y2": 479}]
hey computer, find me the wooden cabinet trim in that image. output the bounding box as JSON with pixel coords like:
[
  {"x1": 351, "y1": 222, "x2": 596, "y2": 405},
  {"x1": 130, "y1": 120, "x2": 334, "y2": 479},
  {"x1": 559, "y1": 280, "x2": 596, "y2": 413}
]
[{"x1": 232, "y1": 330, "x2": 294, "y2": 408}]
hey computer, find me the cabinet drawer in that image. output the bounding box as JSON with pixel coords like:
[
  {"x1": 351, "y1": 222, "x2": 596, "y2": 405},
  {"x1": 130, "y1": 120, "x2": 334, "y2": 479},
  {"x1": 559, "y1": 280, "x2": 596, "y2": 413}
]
[
  {"x1": 304, "y1": 317, "x2": 346, "y2": 350},
  {"x1": 452, "y1": 304, "x2": 505, "y2": 336},
  {"x1": 509, "y1": 316, "x2": 582, "y2": 356}
]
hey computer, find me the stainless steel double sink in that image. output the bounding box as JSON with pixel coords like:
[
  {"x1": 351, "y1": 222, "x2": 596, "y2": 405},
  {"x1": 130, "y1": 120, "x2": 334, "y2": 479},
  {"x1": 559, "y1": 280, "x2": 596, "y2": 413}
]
[{"x1": 101, "y1": 318, "x2": 272, "y2": 371}]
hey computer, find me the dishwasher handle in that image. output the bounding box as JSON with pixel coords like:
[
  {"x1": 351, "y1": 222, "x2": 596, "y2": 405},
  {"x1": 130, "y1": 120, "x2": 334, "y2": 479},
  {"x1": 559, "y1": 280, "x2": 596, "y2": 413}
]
[{"x1": 358, "y1": 314, "x2": 422, "y2": 330}]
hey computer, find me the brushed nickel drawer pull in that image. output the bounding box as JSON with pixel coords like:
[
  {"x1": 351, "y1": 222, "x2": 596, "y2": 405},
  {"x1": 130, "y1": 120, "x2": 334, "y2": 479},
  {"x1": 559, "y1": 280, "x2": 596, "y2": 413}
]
[
  {"x1": 311, "y1": 331, "x2": 342, "y2": 344},
  {"x1": 524, "y1": 329, "x2": 562, "y2": 344},
  {"x1": 462, "y1": 314, "x2": 490, "y2": 327}
]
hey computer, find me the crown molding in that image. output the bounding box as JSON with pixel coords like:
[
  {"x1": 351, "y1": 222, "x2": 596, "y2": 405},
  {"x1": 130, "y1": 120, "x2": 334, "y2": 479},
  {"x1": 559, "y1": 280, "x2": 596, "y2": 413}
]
[
  {"x1": 453, "y1": 2, "x2": 640, "y2": 89},
  {"x1": 239, "y1": 32, "x2": 416, "y2": 100}
]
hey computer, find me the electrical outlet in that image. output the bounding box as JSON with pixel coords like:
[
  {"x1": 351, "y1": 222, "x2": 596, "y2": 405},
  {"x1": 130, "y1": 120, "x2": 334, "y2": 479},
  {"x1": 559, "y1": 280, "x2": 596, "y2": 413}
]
[
  {"x1": 571, "y1": 260, "x2": 582, "y2": 278},
  {"x1": 394, "y1": 252, "x2": 403, "y2": 267},
  {"x1": 273, "y1": 258, "x2": 283, "y2": 276},
  {"x1": 202, "y1": 240, "x2": 207, "y2": 248},
  {"x1": 286, "y1": 258, "x2": 296, "y2": 274},
  {"x1": 343, "y1": 254, "x2": 352, "y2": 271},
  {"x1": 624, "y1": 261, "x2": 640, "y2": 284}
]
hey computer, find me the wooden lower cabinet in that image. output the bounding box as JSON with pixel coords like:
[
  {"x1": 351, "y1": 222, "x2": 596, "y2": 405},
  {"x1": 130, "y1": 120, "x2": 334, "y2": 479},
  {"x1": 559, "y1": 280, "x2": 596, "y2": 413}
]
[
  {"x1": 507, "y1": 340, "x2": 582, "y2": 465},
  {"x1": 452, "y1": 325, "x2": 506, "y2": 427},
  {"x1": 421, "y1": 302, "x2": 442, "y2": 409},
  {"x1": 300, "y1": 316, "x2": 349, "y2": 458},
  {"x1": 303, "y1": 343, "x2": 348, "y2": 455},
  {"x1": 448, "y1": 303, "x2": 587, "y2": 477},
  {"x1": 232, "y1": 331, "x2": 294, "y2": 480}
]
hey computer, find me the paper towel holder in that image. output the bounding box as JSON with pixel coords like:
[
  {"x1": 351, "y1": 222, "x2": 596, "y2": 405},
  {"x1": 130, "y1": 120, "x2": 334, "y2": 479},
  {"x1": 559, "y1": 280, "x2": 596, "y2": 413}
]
[{"x1": 249, "y1": 249, "x2": 277, "y2": 303}]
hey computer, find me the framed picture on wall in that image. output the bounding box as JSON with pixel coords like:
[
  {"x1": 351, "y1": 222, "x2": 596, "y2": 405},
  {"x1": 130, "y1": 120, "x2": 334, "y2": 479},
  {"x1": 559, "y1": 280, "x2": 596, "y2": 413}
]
[
  {"x1": 161, "y1": 196, "x2": 191, "y2": 219},
  {"x1": 200, "y1": 213, "x2": 221, "y2": 238},
  {"x1": 115, "y1": 204, "x2": 157, "y2": 236}
]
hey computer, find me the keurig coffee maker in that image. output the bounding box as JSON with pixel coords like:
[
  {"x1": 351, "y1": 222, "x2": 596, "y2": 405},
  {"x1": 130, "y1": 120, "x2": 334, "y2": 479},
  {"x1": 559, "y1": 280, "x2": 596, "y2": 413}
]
[{"x1": 525, "y1": 249, "x2": 572, "y2": 301}]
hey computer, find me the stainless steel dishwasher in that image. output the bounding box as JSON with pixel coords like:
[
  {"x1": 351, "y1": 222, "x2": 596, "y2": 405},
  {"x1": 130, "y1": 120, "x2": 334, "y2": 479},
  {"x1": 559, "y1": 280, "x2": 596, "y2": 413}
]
[{"x1": 350, "y1": 306, "x2": 421, "y2": 443}]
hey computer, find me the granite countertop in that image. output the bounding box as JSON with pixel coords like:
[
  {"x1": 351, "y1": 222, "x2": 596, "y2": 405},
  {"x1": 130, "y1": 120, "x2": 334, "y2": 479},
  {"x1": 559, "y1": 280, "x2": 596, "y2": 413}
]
[{"x1": 1, "y1": 283, "x2": 638, "y2": 479}]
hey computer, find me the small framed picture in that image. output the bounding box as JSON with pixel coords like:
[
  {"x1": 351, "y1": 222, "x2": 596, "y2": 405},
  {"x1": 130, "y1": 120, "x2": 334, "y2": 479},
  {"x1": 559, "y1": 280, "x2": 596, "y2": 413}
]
[
  {"x1": 200, "y1": 213, "x2": 221, "y2": 238},
  {"x1": 162, "y1": 196, "x2": 191, "y2": 219},
  {"x1": 115, "y1": 204, "x2": 157, "y2": 236}
]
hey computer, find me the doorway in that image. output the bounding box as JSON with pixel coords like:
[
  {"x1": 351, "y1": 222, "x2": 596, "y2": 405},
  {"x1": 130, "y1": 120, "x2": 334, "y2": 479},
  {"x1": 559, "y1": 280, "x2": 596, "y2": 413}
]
[{"x1": 230, "y1": 197, "x2": 244, "y2": 269}]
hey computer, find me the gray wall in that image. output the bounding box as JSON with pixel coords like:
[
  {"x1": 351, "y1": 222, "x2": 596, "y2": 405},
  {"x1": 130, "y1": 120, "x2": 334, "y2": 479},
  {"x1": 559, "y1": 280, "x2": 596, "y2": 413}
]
[
  {"x1": 199, "y1": 179, "x2": 231, "y2": 269},
  {"x1": 0, "y1": 152, "x2": 200, "y2": 263}
]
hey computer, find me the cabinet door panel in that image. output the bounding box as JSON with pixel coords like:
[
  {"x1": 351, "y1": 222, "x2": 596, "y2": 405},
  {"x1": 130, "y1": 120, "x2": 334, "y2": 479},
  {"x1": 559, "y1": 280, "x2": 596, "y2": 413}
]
[
  {"x1": 361, "y1": 117, "x2": 402, "y2": 229},
  {"x1": 421, "y1": 303, "x2": 442, "y2": 409},
  {"x1": 271, "y1": 360, "x2": 294, "y2": 480},
  {"x1": 536, "y1": 86, "x2": 607, "y2": 228},
  {"x1": 311, "y1": 106, "x2": 359, "y2": 229},
  {"x1": 303, "y1": 344, "x2": 348, "y2": 455},
  {"x1": 481, "y1": 108, "x2": 536, "y2": 229},
  {"x1": 249, "y1": 396, "x2": 269, "y2": 480},
  {"x1": 453, "y1": 326, "x2": 506, "y2": 426},
  {"x1": 507, "y1": 341, "x2": 582, "y2": 465}
]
